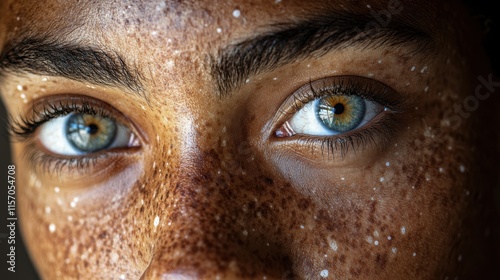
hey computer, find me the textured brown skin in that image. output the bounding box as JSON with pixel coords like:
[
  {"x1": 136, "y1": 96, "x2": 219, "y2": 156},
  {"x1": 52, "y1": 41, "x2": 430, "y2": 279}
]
[{"x1": 0, "y1": 0, "x2": 498, "y2": 279}]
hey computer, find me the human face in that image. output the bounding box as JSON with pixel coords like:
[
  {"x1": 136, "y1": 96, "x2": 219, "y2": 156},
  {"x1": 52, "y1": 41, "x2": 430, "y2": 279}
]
[{"x1": 0, "y1": 0, "x2": 497, "y2": 279}]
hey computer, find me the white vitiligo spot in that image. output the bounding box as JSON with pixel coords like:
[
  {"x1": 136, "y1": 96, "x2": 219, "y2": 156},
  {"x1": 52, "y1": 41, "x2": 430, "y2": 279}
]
[
  {"x1": 154, "y1": 216, "x2": 160, "y2": 227},
  {"x1": 373, "y1": 230, "x2": 379, "y2": 237},
  {"x1": 385, "y1": 161, "x2": 390, "y2": 167},
  {"x1": 300, "y1": 225, "x2": 305, "y2": 229},
  {"x1": 439, "y1": 167, "x2": 445, "y2": 173},
  {"x1": 49, "y1": 223, "x2": 56, "y2": 233},
  {"x1": 16, "y1": 84, "x2": 23, "y2": 91},
  {"x1": 401, "y1": 226, "x2": 406, "y2": 234},
  {"x1": 387, "y1": 235, "x2": 392, "y2": 240},
  {"x1": 379, "y1": 177, "x2": 385, "y2": 182},
  {"x1": 374, "y1": 240, "x2": 379, "y2": 246},
  {"x1": 392, "y1": 247, "x2": 397, "y2": 253},
  {"x1": 54, "y1": 186, "x2": 60, "y2": 193},
  {"x1": 119, "y1": 274, "x2": 126, "y2": 280},
  {"x1": 366, "y1": 4, "x2": 371, "y2": 8},
  {"x1": 329, "y1": 240, "x2": 338, "y2": 251},
  {"x1": 458, "y1": 254, "x2": 462, "y2": 262},
  {"x1": 459, "y1": 165, "x2": 465, "y2": 173},
  {"x1": 111, "y1": 252, "x2": 119, "y2": 262},
  {"x1": 420, "y1": 66, "x2": 428, "y2": 73},
  {"x1": 232, "y1": 9, "x2": 241, "y2": 18},
  {"x1": 412, "y1": 252, "x2": 417, "y2": 257},
  {"x1": 378, "y1": 59, "x2": 382, "y2": 64},
  {"x1": 242, "y1": 230, "x2": 248, "y2": 236},
  {"x1": 424, "y1": 86, "x2": 429, "y2": 92},
  {"x1": 216, "y1": 27, "x2": 222, "y2": 33},
  {"x1": 320, "y1": 269, "x2": 329, "y2": 278},
  {"x1": 45, "y1": 206, "x2": 51, "y2": 214},
  {"x1": 410, "y1": 66, "x2": 416, "y2": 71},
  {"x1": 341, "y1": 177, "x2": 345, "y2": 181},
  {"x1": 70, "y1": 197, "x2": 79, "y2": 208}
]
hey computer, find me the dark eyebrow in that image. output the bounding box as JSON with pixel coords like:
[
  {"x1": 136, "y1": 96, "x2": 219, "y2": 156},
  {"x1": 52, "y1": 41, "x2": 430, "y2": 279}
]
[
  {"x1": 0, "y1": 37, "x2": 145, "y2": 98},
  {"x1": 211, "y1": 11, "x2": 434, "y2": 96}
]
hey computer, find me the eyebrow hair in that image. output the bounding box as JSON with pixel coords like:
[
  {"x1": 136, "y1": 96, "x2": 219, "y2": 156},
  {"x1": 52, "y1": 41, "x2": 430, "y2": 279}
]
[
  {"x1": 210, "y1": 11, "x2": 434, "y2": 96},
  {"x1": 0, "y1": 37, "x2": 145, "y2": 98}
]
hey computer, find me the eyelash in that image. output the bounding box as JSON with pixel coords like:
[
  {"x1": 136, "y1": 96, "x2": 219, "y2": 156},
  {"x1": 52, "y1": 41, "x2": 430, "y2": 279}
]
[
  {"x1": 9, "y1": 97, "x2": 122, "y2": 174},
  {"x1": 276, "y1": 77, "x2": 406, "y2": 158}
]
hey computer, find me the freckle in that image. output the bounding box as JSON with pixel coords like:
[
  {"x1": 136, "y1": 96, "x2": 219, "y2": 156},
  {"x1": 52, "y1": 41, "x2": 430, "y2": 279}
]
[
  {"x1": 154, "y1": 216, "x2": 160, "y2": 227},
  {"x1": 216, "y1": 27, "x2": 222, "y2": 33},
  {"x1": 49, "y1": 223, "x2": 56, "y2": 233},
  {"x1": 401, "y1": 226, "x2": 406, "y2": 234},
  {"x1": 45, "y1": 206, "x2": 51, "y2": 214},
  {"x1": 320, "y1": 269, "x2": 329, "y2": 278},
  {"x1": 459, "y1": 165, "x2": 465, "y2": 173},
  {"x1": 385, "y1": 161, "x2": 390, "y2": 167},
  {"x1": 232, "y1": 9, "x2": 241, "y2": 18}
]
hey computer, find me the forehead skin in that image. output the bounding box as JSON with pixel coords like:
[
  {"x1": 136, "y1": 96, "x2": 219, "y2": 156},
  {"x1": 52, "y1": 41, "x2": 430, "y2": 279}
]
[{"x1": 0, "y1": 0, "x2": 498, "y2": 279}]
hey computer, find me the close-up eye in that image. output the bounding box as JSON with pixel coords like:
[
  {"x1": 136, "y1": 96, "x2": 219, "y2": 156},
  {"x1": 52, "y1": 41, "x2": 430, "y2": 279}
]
[
  {"x1": 38, "y1": 112, "x2": 136, "y2": 156},
  {"x1": 275, "y1": 76, "x2": 399, "y2": 138},
  {"x1": 276, "y1": 93, "x2": 385, "y2": 137},
  {"x1": 10, "y1": 95, "x2": 141, "y2": 169}
]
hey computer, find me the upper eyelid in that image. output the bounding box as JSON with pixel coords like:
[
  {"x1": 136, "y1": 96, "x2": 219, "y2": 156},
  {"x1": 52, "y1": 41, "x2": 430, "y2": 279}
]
[{"x1": 8, "y1": 95, "x2": 137, "y2": 142}]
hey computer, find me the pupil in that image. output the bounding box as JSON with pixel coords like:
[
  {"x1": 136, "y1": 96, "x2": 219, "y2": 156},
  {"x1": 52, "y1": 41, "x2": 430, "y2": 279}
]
[
  {"x1": 333, "y1": 103, "x2": 344, "y2": 114},
  {"x1": 86, "y1": 123, "x2": 99, "y2": 135}
]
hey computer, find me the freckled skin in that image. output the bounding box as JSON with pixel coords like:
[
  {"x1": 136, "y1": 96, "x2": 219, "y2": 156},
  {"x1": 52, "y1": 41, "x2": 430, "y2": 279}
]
[{"x1": 0, "y1": 0, "x2": 498, "y2": 279}]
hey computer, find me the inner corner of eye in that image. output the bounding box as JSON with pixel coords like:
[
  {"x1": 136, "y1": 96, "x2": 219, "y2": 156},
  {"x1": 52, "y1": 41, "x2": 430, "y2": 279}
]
[{"x1": 275, "y1": 121, "x2": 296, "y2": 138}]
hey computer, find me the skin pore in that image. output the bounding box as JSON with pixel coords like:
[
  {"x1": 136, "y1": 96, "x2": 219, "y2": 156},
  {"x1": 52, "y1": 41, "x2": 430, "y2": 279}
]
[{"x1": 0, "y1": 0, "x2": 498, "y2": 279}]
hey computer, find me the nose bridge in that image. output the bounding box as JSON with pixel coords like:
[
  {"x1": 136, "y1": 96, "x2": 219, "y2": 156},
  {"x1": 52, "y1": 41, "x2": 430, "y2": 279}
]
[{"x1": 140, "y1": 141, "x2": 291, "y2": 279}]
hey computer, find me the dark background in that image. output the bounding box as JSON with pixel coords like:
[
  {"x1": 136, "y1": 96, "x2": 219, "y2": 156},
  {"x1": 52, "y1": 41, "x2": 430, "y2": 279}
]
[{"x1": 0, "y1": 0, "x2": 498, "y2": 279}]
